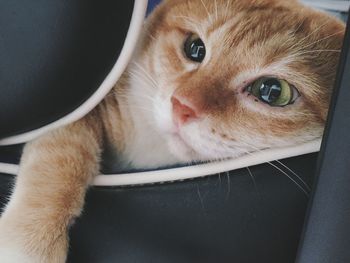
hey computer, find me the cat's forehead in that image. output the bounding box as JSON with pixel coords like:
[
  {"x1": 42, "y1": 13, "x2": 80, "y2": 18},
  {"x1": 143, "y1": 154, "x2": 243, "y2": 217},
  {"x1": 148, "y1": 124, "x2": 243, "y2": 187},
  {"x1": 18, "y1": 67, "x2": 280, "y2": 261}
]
[
  {"x1": 164, "y1": 0, "x2": 300, "y2": 22},
  {"x1": 156, "y1": 0, "x2": 343, "y2": 66},
  {"x1": 162, "y1": 0, "x2": 329, "y2": 40},
  {"x1": 161, "y1": 1, "x2": 296, "y2": 55},
  {"x1": 159, "y1": 1, "x2": 299, "y2": 66}
]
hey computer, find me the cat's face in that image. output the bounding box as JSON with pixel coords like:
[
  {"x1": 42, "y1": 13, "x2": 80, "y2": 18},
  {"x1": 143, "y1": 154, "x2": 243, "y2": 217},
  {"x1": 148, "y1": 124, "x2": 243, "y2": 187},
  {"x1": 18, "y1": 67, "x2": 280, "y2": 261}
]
[{"x1": 128, "y1": 0, "x2": 345, "y2": 163}]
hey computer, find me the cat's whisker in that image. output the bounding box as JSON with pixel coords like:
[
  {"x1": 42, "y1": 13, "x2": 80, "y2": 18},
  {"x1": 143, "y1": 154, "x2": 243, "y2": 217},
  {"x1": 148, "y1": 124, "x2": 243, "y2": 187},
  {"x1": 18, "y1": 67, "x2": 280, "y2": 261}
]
[
  {"x1": 115, "y1": 91, "x2": 158, "y2": 106},
  {"x1": 132, "y1": 62, "x2": 160, "y2": 88},
  {"x1": 196, "y1": 184, "x2": 205, "y2": 210},
  {"x1": 116, "y1": 92, "x2": 156, "y2": 102},
  {"x1": 268, "y1": 159, "x2": 309, "y2": 195},
  {"x1": 114, "y1": 82, "x2": 156, "y2": 99},
  {"x1": 172, "y1": 15, "x2": 202, "y2": 27},
  {"x1": 290, "y1": 19, "x2": 332, "y2": 49},
  {"x1": 115, "y1": 93, "x2": 158, "y2": 105},
  {"x1": 226, "y1": 171, "x2": 231, "y2": 199},
  {"x1": 118, "y1": 104, "x2": 155, "y2": 113},
  {"x1": 295, "y1": 30, "x2": 344, "y2": 52},
  {"x1": 224, "y1": 0, "x2": 233, "y2": 22},
  {"x1": 287, "y1": 47, "x2": 341, "y2": 63},
  {"x1": 199, "y1": 0, "x2": 214, "y2": 24},
  {"x1": 127, "y1": 74, "x2": 155, "y2": 91},
  {"x1": 118, "y1": 105, "x2": 161, "y2": 128},
  {"x1": 239, "y1": 149, "x2": 309, "y2": 195},
  {"x1": 295, "y1": 49, "x2": 341, "y2": 57},
  {"x1": 216, "y1": 138, "x2": 310, "y2": 195},
  {"x1": 128, "y1": 68, "x2": 159, "y2": 90},
  {"x1": 246, "y1": 167, "x2": 258, "y2": 191},
  {"x1": 128, "y1": 70, "x2": 159, "y2": 91},
  {"x1": 291, "y1": 17, "x2": 308, "y2": 36},
  {"x1": 214, "y1": 0, "x2": 218, "y2": 22},
  {"x1": 171, "y1": 15, "x2": 204, "y2": 36},
  {"x1": 238, "y1": 140, "x2": 311, "y2": 192}
]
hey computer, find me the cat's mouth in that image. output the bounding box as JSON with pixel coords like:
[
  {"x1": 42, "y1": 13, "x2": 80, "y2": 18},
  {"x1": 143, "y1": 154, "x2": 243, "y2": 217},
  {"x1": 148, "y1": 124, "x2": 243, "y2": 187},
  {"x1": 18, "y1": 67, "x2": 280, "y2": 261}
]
[
  {"x1": 172, "y1": 132, "x2": 192, "y2": 149},
  {"x1": 168, "y1": 132, "x2": 199, "y2": 160},
  {"x1": 172, "y1": 132, "x2": 194, "y2": 151}
]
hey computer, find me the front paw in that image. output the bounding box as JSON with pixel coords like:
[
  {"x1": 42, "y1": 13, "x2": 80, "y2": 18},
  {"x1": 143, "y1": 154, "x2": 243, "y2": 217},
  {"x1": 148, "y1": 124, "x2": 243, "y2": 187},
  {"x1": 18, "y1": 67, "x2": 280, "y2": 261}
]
[
  {"x1": 0, "y1": 219, "x2": 68, "y2": 263},
  {"x1": 0, "y1": 243, "x2": 39, "y2": 263}
]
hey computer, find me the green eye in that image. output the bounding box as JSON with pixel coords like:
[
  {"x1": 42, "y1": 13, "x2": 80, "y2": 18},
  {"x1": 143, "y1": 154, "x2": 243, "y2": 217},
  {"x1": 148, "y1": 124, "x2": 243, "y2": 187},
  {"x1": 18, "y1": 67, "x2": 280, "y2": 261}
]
[
  {"x1": 248, "y1": 77, "x2": 298, "y2": 107},
  {"x1": 184, "y1": 33, "x2": 206, "y2": 62}
]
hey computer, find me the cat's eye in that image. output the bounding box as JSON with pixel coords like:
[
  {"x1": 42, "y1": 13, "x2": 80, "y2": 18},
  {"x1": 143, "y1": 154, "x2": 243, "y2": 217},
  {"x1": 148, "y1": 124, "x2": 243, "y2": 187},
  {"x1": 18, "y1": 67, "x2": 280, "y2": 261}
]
[
  {"x1": 247, "y1": 77, "x2": 299, "y2": 107},
  {"x1": 183, "y1": 33, "x2": 206, "y2": 63}
]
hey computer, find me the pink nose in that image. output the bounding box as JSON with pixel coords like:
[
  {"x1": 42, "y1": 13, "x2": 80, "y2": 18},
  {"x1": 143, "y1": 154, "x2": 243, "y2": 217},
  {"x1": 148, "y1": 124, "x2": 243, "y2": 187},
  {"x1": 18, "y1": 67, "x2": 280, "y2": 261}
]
[{"x1": 171, "y1": 95, "x2": 199, "y2": 126}]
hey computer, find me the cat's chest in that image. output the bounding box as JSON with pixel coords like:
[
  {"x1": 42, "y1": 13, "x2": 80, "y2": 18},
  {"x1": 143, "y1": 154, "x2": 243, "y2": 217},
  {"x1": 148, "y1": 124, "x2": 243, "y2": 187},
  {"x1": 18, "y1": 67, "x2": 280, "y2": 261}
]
[
  {"x1": 122, "y1": 125, "x2": 179, "y2": 170},
  {"x1": 102, "y1": 130, "x2": 176, "y2": 172}
]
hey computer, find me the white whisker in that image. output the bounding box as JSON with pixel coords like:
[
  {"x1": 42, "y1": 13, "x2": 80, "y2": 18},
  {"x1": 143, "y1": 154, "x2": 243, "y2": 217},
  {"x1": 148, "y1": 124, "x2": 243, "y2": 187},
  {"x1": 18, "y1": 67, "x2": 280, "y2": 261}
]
[
  {"x1": 296, "y1": 49, "x2": 341, "y2": 56},
  {"x1": 128, "y1": 70, "x2": 159, "y2": 91},
  {"x1": 299, "y1": 30, "x2": 344, "y2": 51},
  {"x1": 115, "y1": 91, "x2": 158, "y2": 109},
  {"x1": 132, "y1": 62, "x2": 160, "y2": 88},
  {"x1": 171, "y1": 15, "x2": 204, "y2": 35},
  {"x1": 214, "y1": 138, "x2": 310, "y2": 195},
  {"x1": 290, "y1": 19, "x2": 331, "y2": 50},
  {"x1": 238, "y1": 141, "x2": 311, "y2": 192},
  {"x1": 200, "y1": 0, "x2": 213, "y2": 24},
  {"x1": 246, "y1": 167, "x2": 257, "y2": 190},
  {"x1": 118, "y1": 104, "x2": 154, "y2": 113},
  {"x1": 226, "y1": 171, "x2": 231, "y2": 199}
]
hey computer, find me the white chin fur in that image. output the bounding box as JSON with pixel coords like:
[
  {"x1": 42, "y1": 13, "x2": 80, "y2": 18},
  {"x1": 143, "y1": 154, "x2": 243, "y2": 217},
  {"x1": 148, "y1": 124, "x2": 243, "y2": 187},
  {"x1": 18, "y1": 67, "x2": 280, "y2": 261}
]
[{"x1": 166, "y1": 134, "x2": 200, "y2": 162}]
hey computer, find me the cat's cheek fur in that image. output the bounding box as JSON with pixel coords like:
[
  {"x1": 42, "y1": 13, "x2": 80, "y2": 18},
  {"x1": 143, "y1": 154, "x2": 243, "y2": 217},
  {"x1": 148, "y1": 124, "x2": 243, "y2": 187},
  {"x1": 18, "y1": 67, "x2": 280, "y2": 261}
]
[
  {"x1": 153, "y1": 93, "x2": 174, "y2": 134},
  {"x1": 124, "y1": 65, "x2": 181, "y2": 168}
]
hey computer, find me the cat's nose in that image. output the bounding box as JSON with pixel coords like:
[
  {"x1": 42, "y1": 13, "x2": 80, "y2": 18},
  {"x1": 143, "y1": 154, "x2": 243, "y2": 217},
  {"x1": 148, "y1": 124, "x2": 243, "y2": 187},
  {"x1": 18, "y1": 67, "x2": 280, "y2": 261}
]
[{"x1": 171, "y1": 95, "x2": 199, "y2": 126}]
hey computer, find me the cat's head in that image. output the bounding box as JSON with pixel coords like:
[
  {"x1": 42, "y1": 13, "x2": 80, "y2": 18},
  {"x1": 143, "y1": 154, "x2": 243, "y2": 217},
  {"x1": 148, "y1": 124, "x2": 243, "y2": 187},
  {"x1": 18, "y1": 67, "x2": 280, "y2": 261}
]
[{"x1": 128, "y1": 0, "x2": 345, "y2": 163}]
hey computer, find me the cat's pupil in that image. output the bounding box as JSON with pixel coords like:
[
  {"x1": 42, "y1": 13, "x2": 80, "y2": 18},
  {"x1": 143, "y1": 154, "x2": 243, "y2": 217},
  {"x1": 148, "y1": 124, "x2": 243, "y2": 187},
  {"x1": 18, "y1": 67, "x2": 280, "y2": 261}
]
[
  {"x1": 184, "y1": 34, "x2": 206, "y2": 62},
  {"x1": 259, "y1": 78, "x2": 282, "y2": 103}
]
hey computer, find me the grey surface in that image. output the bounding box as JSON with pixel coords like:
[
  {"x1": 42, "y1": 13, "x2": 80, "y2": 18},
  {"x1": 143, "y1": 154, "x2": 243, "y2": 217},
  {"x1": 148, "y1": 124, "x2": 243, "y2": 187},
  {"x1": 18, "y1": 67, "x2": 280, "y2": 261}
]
[
  {"x1": 302, "y1": 0, "x2": 349, "y2": 21},
  {"x1": 297, "y1": 12, "x2": 350, "y2": 263}
]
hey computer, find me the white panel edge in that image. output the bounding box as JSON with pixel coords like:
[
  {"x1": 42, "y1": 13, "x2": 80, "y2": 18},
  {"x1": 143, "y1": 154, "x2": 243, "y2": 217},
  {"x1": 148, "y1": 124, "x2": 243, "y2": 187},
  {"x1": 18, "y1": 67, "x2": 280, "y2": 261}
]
[
  {"x1": 0, "y1": 140, "x2": 322, "y2": 186},
  {"x1": 93, "y1": 140, "x2": 321, "y2": 186}
]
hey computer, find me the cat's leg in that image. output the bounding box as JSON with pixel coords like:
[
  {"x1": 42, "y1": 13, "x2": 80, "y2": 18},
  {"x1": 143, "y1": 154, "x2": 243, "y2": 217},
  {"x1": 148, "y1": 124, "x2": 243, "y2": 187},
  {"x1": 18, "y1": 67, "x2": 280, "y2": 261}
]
[{"x1": 0, "y1": 111, "x2": 103, "y2": 263}]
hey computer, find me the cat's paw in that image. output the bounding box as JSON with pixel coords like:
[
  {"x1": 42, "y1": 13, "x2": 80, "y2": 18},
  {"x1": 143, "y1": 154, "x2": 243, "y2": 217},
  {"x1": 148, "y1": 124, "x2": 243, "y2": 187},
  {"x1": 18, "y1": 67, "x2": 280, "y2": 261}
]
[
  {"x1": 0, "y1": 228, "x2": 40, "y2": 263},
  {"x1": 0, "y1": 219, "x2": 68, "y2": 263},
  {"x1": 0, "y1": 234, "x2": 68, "y2": 263},
  {"x1": 0, "y1": 244, "x2": 39, "y2": 263}
]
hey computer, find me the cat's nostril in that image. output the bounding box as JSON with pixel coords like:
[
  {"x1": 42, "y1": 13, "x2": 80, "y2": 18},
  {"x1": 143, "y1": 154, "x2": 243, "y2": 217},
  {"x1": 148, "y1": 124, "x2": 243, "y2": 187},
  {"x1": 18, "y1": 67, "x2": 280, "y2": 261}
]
[{"x1": 171, "y1": 96, "x2": 199, "y2": 126}]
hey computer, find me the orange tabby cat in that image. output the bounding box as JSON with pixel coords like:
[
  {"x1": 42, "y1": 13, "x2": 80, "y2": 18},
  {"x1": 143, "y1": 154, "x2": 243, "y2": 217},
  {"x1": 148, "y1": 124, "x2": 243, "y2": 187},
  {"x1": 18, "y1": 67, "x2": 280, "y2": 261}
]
[{"x1": 0, "y1": 0, "x2": 345, "y2": 262}]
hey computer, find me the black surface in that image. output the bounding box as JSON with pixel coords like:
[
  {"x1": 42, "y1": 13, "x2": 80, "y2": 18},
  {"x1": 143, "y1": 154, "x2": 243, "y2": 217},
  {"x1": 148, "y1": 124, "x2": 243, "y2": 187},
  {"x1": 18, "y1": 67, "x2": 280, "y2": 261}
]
[
  {"x1": 0, "y1": 153, "x2": 318, "y2": 263},
  {"x1": 0, "y1": 0, "x2": 134, "y2": 139},
  {"x1": 297, "y1": 11, "x2": 350, "y2": 263},
  {"x1": 0, "y1": 145, "x2": 23, "y2": 164}
]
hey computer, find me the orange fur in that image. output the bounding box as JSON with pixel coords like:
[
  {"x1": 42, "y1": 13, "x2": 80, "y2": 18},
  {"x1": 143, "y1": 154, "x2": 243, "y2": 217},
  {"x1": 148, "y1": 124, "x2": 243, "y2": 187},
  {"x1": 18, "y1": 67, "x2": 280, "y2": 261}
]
[{"x1": 0, "y1": 1, "x2": 345, "y2": 262}]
